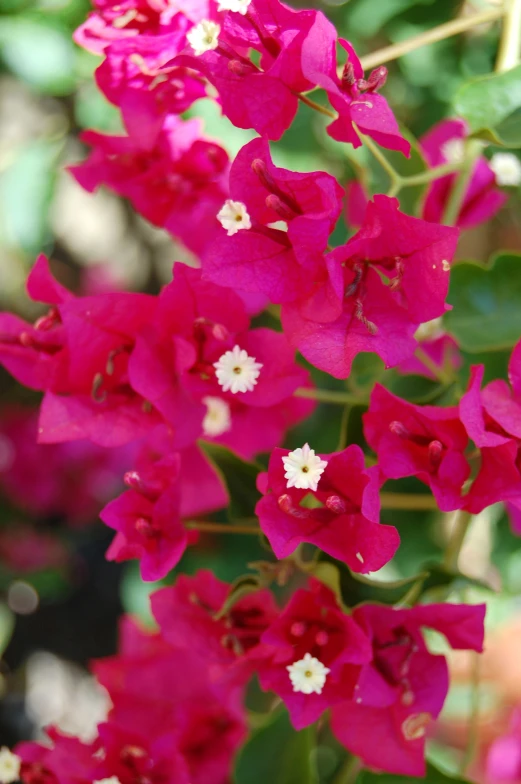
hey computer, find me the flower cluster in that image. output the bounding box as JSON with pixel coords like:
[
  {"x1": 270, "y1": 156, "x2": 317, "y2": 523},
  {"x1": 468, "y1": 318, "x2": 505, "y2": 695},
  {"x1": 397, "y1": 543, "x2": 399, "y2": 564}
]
[{"x1": 1, "y1": 0, "x2": 520, "y2": 777}]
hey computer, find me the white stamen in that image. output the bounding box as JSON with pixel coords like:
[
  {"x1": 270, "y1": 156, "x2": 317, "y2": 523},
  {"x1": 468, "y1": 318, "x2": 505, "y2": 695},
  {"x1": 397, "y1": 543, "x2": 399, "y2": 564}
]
[
  {"x1": 282, "y1": 444, "x2": 327, "y2": 491},
  {"x1": 287, "y1": 653, "x2": 330, "y2": 695},
  {"x1": 186, "y1": 20, "x2": 220, "y2": 56},
  {"x1": 202, "y1": 396, "x2": 232, "y2": 437},
  {"x1": 490, "y1": 152, "x2": 521, "y2": 187},
  {"x1": 213, "y1": 345, "x2": 262, "y2": 394},
  {"x1": 441, "y1": 137, "x2": 465, "y2": 164},
  {"x1": 217, "y1": 0, "x2": 252, "y2": 13},
  {"x1": 0, "y1": 749, "x2": 21, "y2": 784},
  {"x1": 217, "y1": 200, "x2": 251, "y2": 236}
]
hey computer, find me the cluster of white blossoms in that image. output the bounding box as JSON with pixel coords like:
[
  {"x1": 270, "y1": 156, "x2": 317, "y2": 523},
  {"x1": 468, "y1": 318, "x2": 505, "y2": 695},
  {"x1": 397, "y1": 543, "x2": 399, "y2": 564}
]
[
  {"x1": 287, "y1": 653, "x2": 331, "y2": 695},
  {"x1": 202, "y1": 396, "x2": 232, "y2": 437},
  {"x1": 282, "y1": 444, "x2": 328, "y2": 492},
  {"x1": 187, "y1": 20, "x2": 220, "y2": 56},
  {"x1": 214, "y1": 345, "x2": 263, "y2": 394},
  {"x1": 217, "y1": 0, "x2": 252, "y2": 13},
  {"x1": 217, "y1": 200, "x2": 252, "y2": 236},
  {"x1": 441, "y1": 137, "x2": 465, "y2": 164},
  {"x1": 0, "y1": 748, "x2": 21, "y2": 784},
  {"x1": 489, "y1": 152, "x2": 521, "y2": 187}
]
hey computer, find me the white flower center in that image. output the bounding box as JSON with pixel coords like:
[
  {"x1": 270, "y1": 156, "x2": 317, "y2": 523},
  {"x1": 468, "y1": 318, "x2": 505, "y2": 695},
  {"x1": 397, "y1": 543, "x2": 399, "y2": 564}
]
[
  {"x1": 94, "y1": 779, "x2": 122, "y2": 784},
  {"x1": 282, "y1": 444, "x2": 328, "y2": 492},
  {"x1": 202, "y1": 396, "x2": 232, "y2": 437},
  {"x1": 217, "y1": 0, "x2": 252, "y2": 13},
  {"x1": 489, "y1": 152, "x2": 521, "y2": 187},
  {"x1": 287, "y1": 653, "x2": 330, "y2": 695},
  {"x1": 217, "y1": 200, "x2": 252, "y2": 236},
  {"x1": 414, "y1": 316, "x2": 443, "y2": 342},
  {"x1": 186, "y1": 20, "x2": 220, "y2": 56},
  {"x1": 441, "y1": 137, "x2": 465, "y2": 164},
  {"x1": 0, "y1": 749, "x2": 21, "y2": 784},
  {"x1": 213, "y1": 345, "x2": 263, "y2": 394}
]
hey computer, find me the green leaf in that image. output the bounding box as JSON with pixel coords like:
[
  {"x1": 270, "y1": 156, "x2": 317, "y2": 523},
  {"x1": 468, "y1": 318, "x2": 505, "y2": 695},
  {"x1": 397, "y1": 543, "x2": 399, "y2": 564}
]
[
  {"x1": 453, "y1": 65, "x2": 521, "y2": 148},
  {"x1": 314, "y1": 558, "x2": 429, "y2": 608},
  {"x1": 358, "y1": 761, "x2": 470, "y2": 783},
  {"x1": 444, "y1": 253, "x2": 521, "y2": 352},
  {"x1": 199, "y1": 442, "x2": 261, "y2": 520},
  {"x1": 234, "y1": 710, "x2": 315, "y2": 784},
  {"x1": 0, "y1": 17, "x2": 76, "y2": 94}
]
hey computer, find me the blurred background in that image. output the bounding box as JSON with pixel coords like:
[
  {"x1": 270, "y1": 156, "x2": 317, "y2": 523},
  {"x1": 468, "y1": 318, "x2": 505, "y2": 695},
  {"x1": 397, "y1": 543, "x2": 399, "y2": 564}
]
[{"x1": 1, "y1": 0, "x2": 521, "y2": 780}]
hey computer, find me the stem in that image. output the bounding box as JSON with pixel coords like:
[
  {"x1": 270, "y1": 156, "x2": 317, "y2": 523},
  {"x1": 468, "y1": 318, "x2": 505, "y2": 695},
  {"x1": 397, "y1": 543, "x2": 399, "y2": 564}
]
[
  {"x1": 358, "y1": 7, "x2": 505, "y2": 72},
  {"x1": 404, "y1": 161, "x2": 463, "y2": 185},
  {"x1": 380, "y1": 492, "x2": 438, "y2": 511},
  {"x1": 444, "y1": 510, "x2": 473, "y2": 571},
  {"x1": 495, "y1": 0, "x2": 521, "y2": 73},
  {"x1": 186, "y1": 521, "x2": 260, "y2": 535},
  {"x1": 333, "y1": 755, "x2": 361, "y2": 784},
  {"x1": 297, "y1": 92, "x2": 336, "y2": 119},
  {"x1": 415, "y1": 346, "x2": 454, "y2": 385},
  {"x1": 460, "y1": 652, "x2": 481, "y2": 776},
  {"x1": 358, "y1": 130, "x2": 401, "y2": 184},
  {"x1": 441, "y1": 139, "x2": 483, "y2": 226},
  {"x1": 294, "y1": 387, "x2": 364, "y2": 406}
]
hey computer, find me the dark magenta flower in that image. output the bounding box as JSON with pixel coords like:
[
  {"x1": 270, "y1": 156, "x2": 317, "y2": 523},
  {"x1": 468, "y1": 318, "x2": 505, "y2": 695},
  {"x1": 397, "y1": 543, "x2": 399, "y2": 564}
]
[
  {"x1": 255, "y1": 581, "x2": 372, "y2": 729},
  {"x1": 256, "y1": 443, "x2": 399, "y2": 572},
  {"x1": 331, "y1": 602, "x2": 485, "y2": 777}
]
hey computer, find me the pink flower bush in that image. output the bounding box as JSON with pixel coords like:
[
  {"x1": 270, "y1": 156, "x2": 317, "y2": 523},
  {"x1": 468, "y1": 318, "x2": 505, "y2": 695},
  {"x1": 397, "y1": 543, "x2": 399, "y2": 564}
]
[{"x1": 4, "y1": 0, "x2": 521, "y2": 777}]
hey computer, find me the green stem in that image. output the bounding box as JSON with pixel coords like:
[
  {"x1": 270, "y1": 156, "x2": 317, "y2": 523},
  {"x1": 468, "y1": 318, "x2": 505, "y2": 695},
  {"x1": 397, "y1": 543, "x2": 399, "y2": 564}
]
[
  {"x1": 333, "y1": 755, "x2": 361, "y2": 784},
  {"x1": 294, "y1": 387, "x2": 364, "y2": 406},
  {"x1": 404, "y1": 161, "x2": 463, "y2": 185},
  {"x1": 380, "y1": 492, "x2": 438, "y2": 511},
  {"x1": 441, "y1": 139, "x2": 483, "y2": 226},
  {"x1": 460, "y1": 652, "x2": 481, "y2": 776},
  {"x1": 297, "y1": 92, "x2": 336, "y2": 119},
  {"x1": 415, "y1": 346, "x2": 454, "y2": 385},
  {"x1": 186, "y1": 521, "x2": 260, "y2": 535},
  {"x1": 496, "y1": 0, "x2": 521, "y2": 73},
  {"x1": 358, "y1": 7, "x2": 505, "y2": 73},
  {"x1": 444, "y1": 510, "x2": 473, "y2": 571},
  {"x1": 359, "y1": 131, "x2": 401, "y2": 184}
]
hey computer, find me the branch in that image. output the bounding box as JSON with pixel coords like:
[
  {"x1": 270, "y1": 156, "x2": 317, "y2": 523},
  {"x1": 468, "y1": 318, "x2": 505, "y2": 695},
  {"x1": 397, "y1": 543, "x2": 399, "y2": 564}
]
[
  {"x1": 496, "y1": 0, "x2": 521, "y2": 72},
  {"x1": 294, "y1": 387, "x2": 364, "y2": 406},
  {"x1": 380, "y1": 492, "x2": 438, "y2": 511},
  {"x1": 186, "y1": 521, "x2": 260, "y2": 535},
  {"x1": 359, "y1": 7, "x2": 505, "y2": 72}
]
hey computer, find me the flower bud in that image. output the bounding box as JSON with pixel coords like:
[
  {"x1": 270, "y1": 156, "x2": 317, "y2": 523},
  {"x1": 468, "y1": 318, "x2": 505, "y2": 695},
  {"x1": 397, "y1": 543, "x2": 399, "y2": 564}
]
[{"x1": 325, "y1": 495, "x2": 346, "y2": 514}]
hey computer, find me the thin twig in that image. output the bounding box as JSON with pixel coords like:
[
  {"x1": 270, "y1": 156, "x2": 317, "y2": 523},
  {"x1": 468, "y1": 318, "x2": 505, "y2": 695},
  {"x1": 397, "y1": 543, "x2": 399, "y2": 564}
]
[
  {"x1": 294, "y1": 387, "x2": 365, "y2": 406},
  {"x1": 358, "y1": 7, "x2": 505, "y2": 72},
  {"x1": 186, "y1": 521, "x2": 260, "y2": 535},
  {"x1": 495, "y1": 0, "x2": 521, "y2": 73},
  {"x1": 380, "y1": 492, "x2": 438, "y2": 511}
]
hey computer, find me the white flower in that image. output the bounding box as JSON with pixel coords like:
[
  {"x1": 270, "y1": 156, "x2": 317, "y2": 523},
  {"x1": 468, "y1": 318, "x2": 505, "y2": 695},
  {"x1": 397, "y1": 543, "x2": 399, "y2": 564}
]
[
  {"x1": 217, "y1": 200, "x2": 251, "y2": 236},
  {"x1": 287, "y1": 653, "x2": 330, "y2": 695},
  {"x1": 282, "y1": 444, "x2": 327, "y2": 491},
  {"x1": 441, "y1": 137, "x2": 465, "y2": 164},
  {"x1": 202, "y1": 396, "x2": 232, "y2": 437},
  {"x1": 213, "y1": 345, "x2": 263, "y2": 394},
  {"x1": 186, "y1": 20, "x2": 220, "y2": 56},
  {"x1": 217, "y1": 0, "x2": 252, "y2": 13},
  {"x1": 0, "y1": 749, "x2": 21, "y2": 784},
  {"x1": 490, "y1": 152, "x2": 521, "y2": 187}
]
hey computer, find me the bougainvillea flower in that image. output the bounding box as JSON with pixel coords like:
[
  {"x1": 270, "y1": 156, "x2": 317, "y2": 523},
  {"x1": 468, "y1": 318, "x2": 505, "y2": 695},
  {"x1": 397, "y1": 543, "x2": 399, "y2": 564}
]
[
  {"x1": 256, "y1": 443, "x2": 399, "y2": 572},
  {"x1": 331, "y1": 602, "x2": 486, "y2": 777},
  {"x1": 204, "y1": 137, "x2": 343, "y2": 302},
  {"x1": 151, "y1": 570, "x2": 279, "y2": 670},
  {"x1": 420, "y1": 118, "x2": 507, "y2": 228},
  {"x1": 301, "y1": 17, "x2": 410, "y2": 154},
  {"x1": 74, "y1": 0, "x2": 211, "y2": 54},
  {"x1": 282, "y1": 195, "x2": 458, "y2": 378},
  {"x1": 486, "y1": 708, "x2": 521, "y2": 783},
  {"x1": 128, "y1": 264, "x2": 314, "y2": 458},
  {"x1": 176, "y1": 0, "x2": 331, "y2": 140},
  {"x1": 70, "y1": 117, "x2": 229, "y2": 257},
  {"x1": 254, "y1": 581, "x2": 372, "y2": 729},
  {"x1": 101, "y1": 437, "x2": 228, "y2": 581},
  {"x1": 363, "y1": 384, "x2": 471, "y2": 511},
  {"x1": 96, "y1": 32, "x2": 206, "y2": 147}
]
